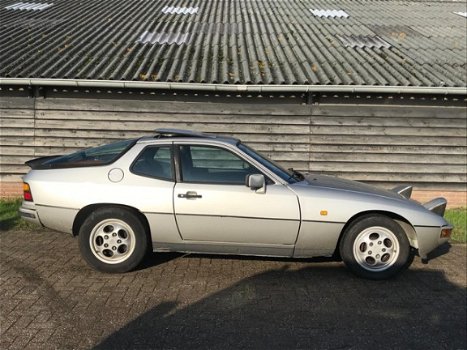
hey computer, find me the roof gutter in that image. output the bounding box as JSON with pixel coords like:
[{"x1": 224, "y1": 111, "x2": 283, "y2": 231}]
[{"x1": 1, "y1": 78, "x2": 466, "y2": 95}]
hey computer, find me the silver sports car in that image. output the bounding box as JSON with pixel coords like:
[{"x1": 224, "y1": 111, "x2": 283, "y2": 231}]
[{"x1": 20, "y1": 129, "x2": 452, "y2": 279}]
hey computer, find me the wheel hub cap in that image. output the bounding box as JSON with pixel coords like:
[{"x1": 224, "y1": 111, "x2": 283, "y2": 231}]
[
  {"x1": 353, "y1": 226, "x2": 400, "y2": 272},
  {"x1": 90, "y1": 219, "x2": 135, "y2": 264}
]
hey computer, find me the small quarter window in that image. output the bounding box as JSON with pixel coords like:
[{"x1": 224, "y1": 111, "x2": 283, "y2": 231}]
[{"x1": 132, "y1": 146, "x2": 173, "y2": 181}]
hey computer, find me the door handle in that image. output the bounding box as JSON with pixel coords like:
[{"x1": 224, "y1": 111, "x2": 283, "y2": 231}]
[{"x1": 178, "y1": 191, "x2": 202, "y2": 199}]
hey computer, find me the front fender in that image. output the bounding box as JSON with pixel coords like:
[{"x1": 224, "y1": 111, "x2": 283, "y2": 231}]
[{"x1": 291, "y1": 184, "x2": 450, "y2": 258}]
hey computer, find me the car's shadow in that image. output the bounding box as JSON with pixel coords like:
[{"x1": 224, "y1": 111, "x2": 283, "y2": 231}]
[
  {"x1": 136, "y1": 251, "x2": 184, "y2": 271},
  {"x1": 94, "y1": 244, "x2": 465, "y2": 349},
  {"x1": 136, "y1": 242, "x2": 452, "y2": 271},
  {"x1": 136, "y1": 251, "x2": 341, "y2": 272},
  {"x1": 425, "y1": 241, "x2": 452, "y2": 260}
]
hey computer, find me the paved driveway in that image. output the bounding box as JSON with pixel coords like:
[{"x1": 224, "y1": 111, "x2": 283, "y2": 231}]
[{"x1": 0, "y1": 230, "x2": 466, "y2": 350}]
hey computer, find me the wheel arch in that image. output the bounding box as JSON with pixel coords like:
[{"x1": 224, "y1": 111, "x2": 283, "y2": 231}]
[
  {"x1": 334, "y1": 210, "x2": 418, "y2": 256},
  {"x1": 72, "y1": 203, "x2": 151, "y2": 237}
]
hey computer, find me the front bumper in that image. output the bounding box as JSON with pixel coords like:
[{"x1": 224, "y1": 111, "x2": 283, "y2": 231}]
[
  {"x1": 416, "y1": 225, "x2": 453, "y2": 260},
  {"x1": 19, "y1": 205, "x2": 43, "y2": 227}
]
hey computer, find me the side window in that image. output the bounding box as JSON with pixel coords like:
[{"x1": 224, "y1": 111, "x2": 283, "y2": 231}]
[
  {"x1": 179, "y1": 145, "x2": 261, "y2": 184},
  {"x1": 131, "y1": 146, "x2": 173, "y2": 181}
]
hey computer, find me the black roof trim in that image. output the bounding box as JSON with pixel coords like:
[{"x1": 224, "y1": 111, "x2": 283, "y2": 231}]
[
  {"x1": 154, "y1": 128, "x2": 240, "y2": 143},
  {"x1": 155, "y1": 128, "x2": 215, "y2": 138}
]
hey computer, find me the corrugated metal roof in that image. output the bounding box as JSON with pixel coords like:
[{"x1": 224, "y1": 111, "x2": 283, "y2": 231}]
[
  {"x1": 161, "y1": 6, "x2": 198, "y2": 15},
  {"x1": 137, "y1": 31, "x2": 191, "y2": 45},
  {"x1": 0, "y1": 0, "x2": 465, "y2": 87},
  {"x1": 5, "y1": 2, "x2": 52, "y2": 11},
  {"x1": 337, "y1": 35, "x2": 391, "y2": 49},
  {"x1": 310, "y1": 9, "x2": 350, "y2": 18}
]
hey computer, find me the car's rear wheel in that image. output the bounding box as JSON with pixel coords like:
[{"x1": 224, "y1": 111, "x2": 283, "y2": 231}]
[
  {"x1": 78, "y1": 207, "x2": 148, "y2": 273},
  {"x1": 339, "y1": 215, "x2": 411, "y2": 280}
]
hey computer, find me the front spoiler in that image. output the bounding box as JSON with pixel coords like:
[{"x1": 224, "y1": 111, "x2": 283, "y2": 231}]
[{"x1": 416, "y1": 225, "x2": 452, "y2": 260}]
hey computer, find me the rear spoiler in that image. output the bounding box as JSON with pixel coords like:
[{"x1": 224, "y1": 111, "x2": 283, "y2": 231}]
[
  {"x1": 391, "y1": 185, "x2": 413, "y2": 199},
  {"x1": 423, "y1": 197, "x2": 447, "y2": 217},
  {"x1": 25, "y1": 155, "x2": 60, "y2": 169}
]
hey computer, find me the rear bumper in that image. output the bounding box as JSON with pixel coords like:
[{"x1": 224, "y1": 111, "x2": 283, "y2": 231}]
[
  {"x1": 19, "y1": 206, "x2": 43, "y2": 227},
  {"x1": 416, "y1": 225, "x2": 453, "y2": 259}
]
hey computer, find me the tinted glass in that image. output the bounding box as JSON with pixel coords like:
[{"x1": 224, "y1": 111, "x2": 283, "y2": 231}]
[
  {"x1": 237, "y1": 143, "x2": 298, "y2": 184},
  {"x1": 132, "y1": 146, "x2": 173, "y2": 181},
  {"x1": 179, "y1": 145, "x2": 259, "y2": 184},
  {"x1": 42, "y1": 139, "x2": 136, "y2": 168}
]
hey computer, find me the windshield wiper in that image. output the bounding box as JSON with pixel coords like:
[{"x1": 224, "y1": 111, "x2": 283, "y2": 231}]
[{"x1": 287, "y1": 168, "x2": 305, "y2": 182}]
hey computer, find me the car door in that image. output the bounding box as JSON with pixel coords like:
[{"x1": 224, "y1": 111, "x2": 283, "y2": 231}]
[
  {"x1": 127, "y1": 143, "x2": 182, "y2": 244},
  {"x1": 173, "y1": 143, "x2": 300, "y2": 252}
]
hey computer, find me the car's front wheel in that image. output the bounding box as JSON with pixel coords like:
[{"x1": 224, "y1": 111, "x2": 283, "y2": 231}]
[
  {"x1": 78, "y1": 207, "x2": 148, "y2": 273},
  {"x1": 339, "y1": 215, "x2": 411, "y2": 280}
]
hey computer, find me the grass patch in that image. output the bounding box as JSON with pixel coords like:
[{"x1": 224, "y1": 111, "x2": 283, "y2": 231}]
[
  {"x1": 445, "y1": 207, "x2": 466, "y2": 243},
  {"x1": 0, "y1": 198, "x2": 466, "y2": 242},
  {"x1": 0, "y1": 198, "x2": 39, "y2": 231}
]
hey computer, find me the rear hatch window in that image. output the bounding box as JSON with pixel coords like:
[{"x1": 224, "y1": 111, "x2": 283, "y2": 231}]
[{"x1": 27, "y1": 138, "x2": 137, "y2": 169}]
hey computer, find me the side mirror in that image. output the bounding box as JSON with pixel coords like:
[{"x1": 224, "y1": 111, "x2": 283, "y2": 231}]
[{"x1": 245, "y1": 174, "x2": 266, "y2": 193}]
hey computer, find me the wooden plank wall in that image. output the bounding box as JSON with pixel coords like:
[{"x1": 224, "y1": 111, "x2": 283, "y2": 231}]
[{"x1": 1, "y1": 96, "x2": 466, "y2": 191}]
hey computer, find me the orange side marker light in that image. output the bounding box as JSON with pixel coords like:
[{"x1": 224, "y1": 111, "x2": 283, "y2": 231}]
[{"x1": 440, "y1": 227, "x2": 452, "y2": 238}]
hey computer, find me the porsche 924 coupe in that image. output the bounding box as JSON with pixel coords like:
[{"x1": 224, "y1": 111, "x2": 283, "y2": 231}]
[{"x1": 19, "y1": 129, "x2": 452, "y2": 279}]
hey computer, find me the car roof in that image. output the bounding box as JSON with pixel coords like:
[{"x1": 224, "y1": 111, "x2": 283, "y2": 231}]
[{"x1": 137, "y1": 128, "x2": 240, "y2": 145}]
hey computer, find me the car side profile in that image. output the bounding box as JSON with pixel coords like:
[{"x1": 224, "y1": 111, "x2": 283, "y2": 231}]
[{"x1": 20, "y1": 129, "x2": 452, "y2": 279}]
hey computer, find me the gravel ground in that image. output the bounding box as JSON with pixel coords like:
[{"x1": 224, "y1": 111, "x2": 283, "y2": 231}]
[{"x1": 0, "y1": 230, "x2": 466, "y2": 350}]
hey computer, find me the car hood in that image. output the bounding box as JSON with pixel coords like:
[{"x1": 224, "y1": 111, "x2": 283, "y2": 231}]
[{"x1": 300, "y1": 174, "x2": 405, "y2": 201}]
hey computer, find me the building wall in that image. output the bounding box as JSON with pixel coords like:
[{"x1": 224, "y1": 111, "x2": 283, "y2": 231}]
[{"x1": 1, "y1": 93, "x2": 466, "y2": 206}]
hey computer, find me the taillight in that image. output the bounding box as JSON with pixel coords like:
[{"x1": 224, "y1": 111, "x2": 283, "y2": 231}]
[{"x1": 23, "y1": 183, "x2": 33, "y2": 201}]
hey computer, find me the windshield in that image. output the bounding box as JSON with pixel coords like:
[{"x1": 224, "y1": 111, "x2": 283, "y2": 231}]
[
  {"x1": 41, "y1": 138, "x2": 137, "y2": 169},
  {"x1": 238, "y1": 143, "x2": 300, "y2": 184}
]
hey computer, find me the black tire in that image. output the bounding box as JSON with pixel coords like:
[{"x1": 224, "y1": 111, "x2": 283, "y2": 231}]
[
  {"x1": 78, "y1": 207, "x2": 148, "y2": 273},
  {"x1": 339, "y1": 214, "x2": 411, "y2": 280}
]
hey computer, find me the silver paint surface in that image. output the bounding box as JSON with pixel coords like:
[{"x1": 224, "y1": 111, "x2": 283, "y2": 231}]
[{"x1": 21, "y1": 136, "x2": 451, "y2": 260}]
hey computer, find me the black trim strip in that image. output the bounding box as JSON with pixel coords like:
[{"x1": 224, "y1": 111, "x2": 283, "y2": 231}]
[
  {"x1": 175, "y1": 212, "x2": 299, "y2": 222},
  {"x1": 19, "y1": 211, "x2": 36, "y2": 219},
  {"x1": 143, "y1": 212, "x2": 173, "y2": 215},
  {"x1": 173, "y1": 143, "x2": 181, "y2": 183},
  {"x1": 176, "y1": 213, "x2": 346, "y2": 224},
  {"x1": 36, "y1": 204, "x2": 78, "y2": 210},
  {"x1": 35, "y1": 204, "x2": 346, "y2": 225},
  {"x1": 302, "y1": 220, "x2": 346, "y2": 224},
  {"x1": 414, "y1": 225, "x2": 441, "y2": 228},
  {"x1": 37, "y1": 205, "x2": 173, "y2": 217}
]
